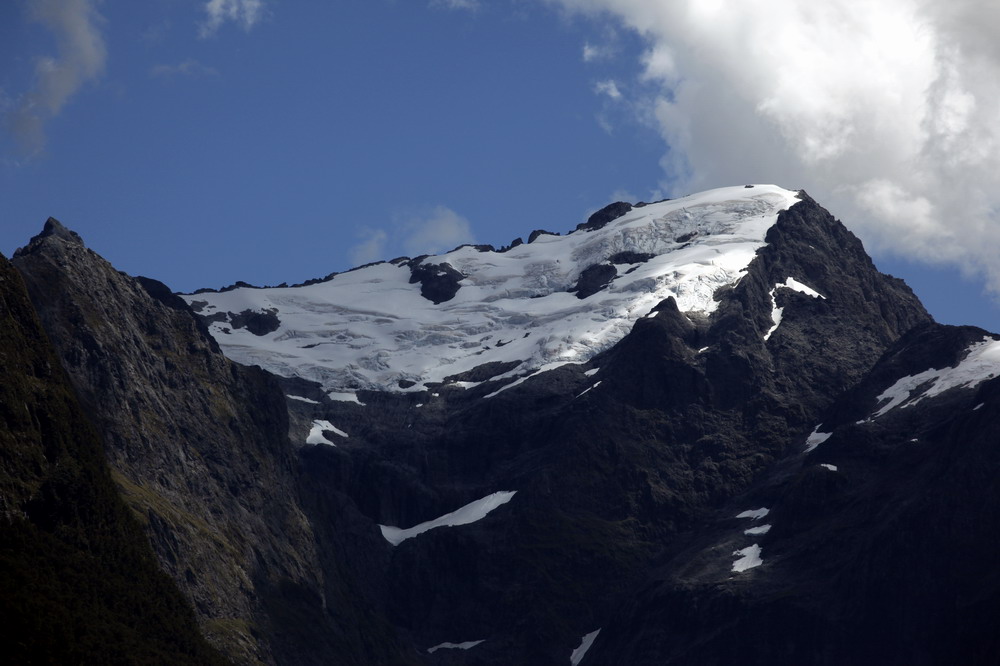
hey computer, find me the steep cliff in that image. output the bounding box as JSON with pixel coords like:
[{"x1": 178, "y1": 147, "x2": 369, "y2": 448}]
[
  {"x1": 0, "y1": 253, "x2": 227, "y2": 664},
  {"x1": 183, "y1": 187, "x2": 933, "y2": 663},
  {"x1": 8, "y1": 183, "x2": 998, "y2": 664},
  {"x1": 12, "y1": 220, "x2": 412, "y2": 665}
]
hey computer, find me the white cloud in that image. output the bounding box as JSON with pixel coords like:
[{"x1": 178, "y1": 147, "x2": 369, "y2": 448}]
[
  {"x1": 149, "y1": 59, "x2": 220, "y2": 79},
  {"x1": 609, "y1": 188, "x2": 637, "y2": 204},
  {"x1": 402, "y1": 206, "x2": 475, "y2": 256},
  {"x1": 350, "y1": 228, "x2": 389, "y2": 267},
  {"x1": 348, "y1": 207, "x2": 475, "y2": 267},
  {"x1": 547, "y1": 0, "x2": 1000, "y2": 298},
  {"x1": 5, "y1": 0, "x2": 106, "y2": 155},
  {"x1": 582, "y1": 42, "x2": 614, "y2": 62},
  {"x1": 595, "y1": 113, "x2": 614, "y2": 135},
  {"x1": 593, "y1": 79, "x2": 622, "y2": 100},
  {"x1": 430, "y1": 0, "x2": 481, "y2": 10},
  {"x1": 200, "y1": 0, "x2": 265, "y2": 37}
]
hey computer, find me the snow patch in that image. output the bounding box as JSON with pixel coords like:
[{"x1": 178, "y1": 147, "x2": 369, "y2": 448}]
[
  {"x1": 820, "y1": 463, "x2": 838, "y2": 472},
  {"x1": 327, "y1": 391, "x2": 365, "y2": 405},
  {"x1": 379, "y1": 490, "x2": 517, "y2": 546},
  {"x1": 783, "y1": 277, "x2": 826, "y2": 299},
  {"x1": 732, "y1": 544, "x2": 763, "y2": 572},
  {"x1": 570, "y1": 629, "x2": 601, "y2": 666},
  {"x1": 974, "y1": 402, "x2": 985, "y2": 411},
  {"x1": 448, "y1": 380, "x2": 483, "y2": 390},
  {"x1": 764, "y1": 277, "x2": 825, "y2": 341},
  {"x1": 805, "y1": 428, "x2": 832, "y2": 452},
  {"x1": 584, "y1": 368, "x2": 599, "y2": 377},
  {"x1": 427, "y1": 640, "x2": 484, "y2": 654},
  {"x1": 576, "y1": 381, "x2": 602, "y2": 398},
  {"x1": 736, "y1": 507, "x2": 769, "y2": 520},
  {"x1": 306, "y1": 419, "x2": 347, "y2": 446},
  {"x1": 873, "y1": 338, "x2": 1000, "y2": 417},
  {"x1": 483, "y1": 362, "x2": 573, "y2": 399},
  {"x1": 744, "y1": 524, "x2": 771, "y2": 536},
  {"x1": 287, "y1": 394, "x2": 319, "y2": 404}
]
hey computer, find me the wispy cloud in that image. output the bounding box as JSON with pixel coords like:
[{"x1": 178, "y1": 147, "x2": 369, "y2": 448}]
[
  {"x1": 350, "y1": 228, "x2": 389, "y2": 266},
  {"x1": 348, "y1": 207, "x2": 475, "y2": 267},
  {"x1": 593, "y1": 79, "x2": 622, "y2": 100},
  {"x1": 5, "y1": 0, "x2": 106, "y2": 156},
  {"x1": 402, "y1": 206, "x2": 475, "y2": 257},
  {"x1": 582, "y1": 42, "x2": 614, "y2": 63},
  {"x1": 549, "y1": 0, "x2": 1000, "y2": 298},
  {"x1": 200, "y1": 0, "x2": 266, "y2": 37},
  {"x1": 430, "y1": 0, "x2": 481, "y2": 11},
  {"x1": 150, "y1": 59, "x2": 220, "y2": 79}
]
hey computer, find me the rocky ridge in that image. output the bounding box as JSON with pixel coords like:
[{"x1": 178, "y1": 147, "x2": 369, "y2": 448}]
[
  {"x1": 12, "y1": 219, "x2": 412, "y2": 665},
  {"x1": 0, "y1": 253, "x2": 227, "y2": 664},
  {"x1": 4, "y1": 186, "x2": 1000, "y2": 664}
]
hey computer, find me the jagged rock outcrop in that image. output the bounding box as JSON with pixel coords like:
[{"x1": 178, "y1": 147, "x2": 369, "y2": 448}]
[
  {"x1": 253, "y1": 193, "x2": 932, "y2": 663},
  {"x1": 0, "y1": 253, "x2": 227, "y2": 664},
  {"x1": 584, "y1": 322, "x2": 1000, "y2": 665},
  {"x1": 11, "y1": 219, "x2": 413, "y2": 665},
  {"x1": 7, "y1": 185, "x2": 999, "y2": 665}
]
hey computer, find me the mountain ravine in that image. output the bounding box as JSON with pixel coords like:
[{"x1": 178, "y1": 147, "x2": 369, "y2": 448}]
[{"x1": 2, "y1": 184, "x2": 998, "y2": 664}]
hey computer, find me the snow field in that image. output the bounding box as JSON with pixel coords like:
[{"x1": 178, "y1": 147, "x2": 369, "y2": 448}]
[{"x1": 184, "y1": 186, "x2": 800, "y2": 393}]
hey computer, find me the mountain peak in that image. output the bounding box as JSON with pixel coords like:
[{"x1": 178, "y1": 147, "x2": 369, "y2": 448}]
[
  {"x1": 14, "y1": 217, "x2": 86, "y2": 257},
  {"x1": 40, "y1": 217, "x2": 84, "y2": 245},
  {"x1": 183, "y1": 185, "x2": 802, "y2": 393}
]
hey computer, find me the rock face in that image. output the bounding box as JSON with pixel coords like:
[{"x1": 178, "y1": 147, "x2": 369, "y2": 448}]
[
  {"x1": 0, "y1": 253, "x2": 226, "y2": 664},
  {"x1": 271, "y1": 192, "x2": 931, "y2": 664},
  {"x1": 11, "y1": 223, "x2": 412, "y2": 665},
  {"x1": 6, "y1": 187, "x2": 1000, "y2": 665},
  {"x1": 585, "y1": 322, "x2": 1000, "y2": 665}
]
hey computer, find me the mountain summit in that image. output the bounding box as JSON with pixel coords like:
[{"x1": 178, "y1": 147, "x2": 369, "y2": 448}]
[
  {"x1": 4, "y1": 186, "x2": 999, "y2": 664},
  {"x1": 178, "y1": 186, "x2": 818, "y2": 392}
]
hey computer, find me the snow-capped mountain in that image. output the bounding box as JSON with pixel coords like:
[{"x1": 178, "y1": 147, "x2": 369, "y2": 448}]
[
  {"x1": 183, "y1": 185, "x2": 798, "y2": 393},
  {"x1": 6, "y1": 186, "x2": 1000, "y2": 665}
]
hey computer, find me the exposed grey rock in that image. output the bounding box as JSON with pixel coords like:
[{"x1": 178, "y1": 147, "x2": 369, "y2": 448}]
[
  {"x1": 12, "y1": 190, "x2": 1000, "y2": 666},
  {"x1": 12, "y1": 225, "x2": 412, "y2": 665},
  {"x1": 409, "y1": 262, "x2": 465, "y2": 304},
  {"x1": 576, "y1": 201, "x2": 632, "y2": 232},
  {"x1": 570, "y1": 263, "x2": 617, "y2": 299}
]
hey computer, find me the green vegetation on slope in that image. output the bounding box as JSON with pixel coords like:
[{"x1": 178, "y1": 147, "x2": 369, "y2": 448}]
[{"x1": 0, "y1": 255, "x2": 228, "y2": 665}]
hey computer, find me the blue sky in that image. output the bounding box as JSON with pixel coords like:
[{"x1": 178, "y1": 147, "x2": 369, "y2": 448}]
[{"x1": 3, "y1": 0, "x2": 999, "y2": 331}]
